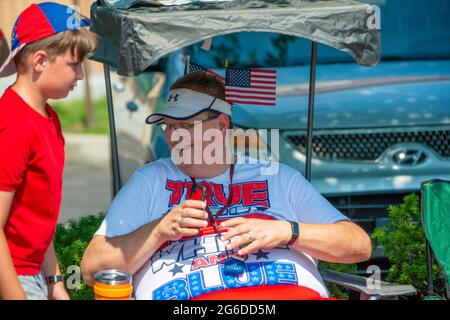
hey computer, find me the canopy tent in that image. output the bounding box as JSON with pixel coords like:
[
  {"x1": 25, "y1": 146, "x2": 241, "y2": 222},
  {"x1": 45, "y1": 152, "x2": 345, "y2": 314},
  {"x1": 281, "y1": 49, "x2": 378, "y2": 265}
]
[
  {"x1": 91, "y1": 0, "x2": 380, "y2": 76},
  {"x1": 89, "y1": 0, "x2": 381, "y2": 194}
]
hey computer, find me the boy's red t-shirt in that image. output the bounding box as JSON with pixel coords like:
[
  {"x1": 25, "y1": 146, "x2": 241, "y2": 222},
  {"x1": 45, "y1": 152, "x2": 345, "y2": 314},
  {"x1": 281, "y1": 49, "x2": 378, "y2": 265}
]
[{"x1": 0, "y1": 87, "x2": 65, "y2": 275}]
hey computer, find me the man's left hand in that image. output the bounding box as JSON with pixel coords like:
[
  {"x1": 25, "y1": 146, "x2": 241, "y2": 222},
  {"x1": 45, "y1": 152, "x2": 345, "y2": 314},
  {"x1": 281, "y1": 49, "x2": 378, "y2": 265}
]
[{"x1": 219, "y1": 218, "x2": 292, "y2": 256}]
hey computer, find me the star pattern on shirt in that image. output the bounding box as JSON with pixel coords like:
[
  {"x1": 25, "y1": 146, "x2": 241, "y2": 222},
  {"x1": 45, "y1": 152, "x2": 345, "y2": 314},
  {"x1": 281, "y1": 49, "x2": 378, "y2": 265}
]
[
  {"x1": 252, "y1": 249, "x2": 270, "y2": 260},
  {"x1": 168, "y1": 264, "x2": 184, "y2": 276}
]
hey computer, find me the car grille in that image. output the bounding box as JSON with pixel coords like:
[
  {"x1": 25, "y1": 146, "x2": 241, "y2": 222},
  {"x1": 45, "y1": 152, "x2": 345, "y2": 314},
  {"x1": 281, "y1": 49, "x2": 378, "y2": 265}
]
[
  {"x1": 325, "y1": 192, "x2": 413, "y2": 233},
  {"x1": 286, "y1": 129, "x2": 450, "y2": 161}
]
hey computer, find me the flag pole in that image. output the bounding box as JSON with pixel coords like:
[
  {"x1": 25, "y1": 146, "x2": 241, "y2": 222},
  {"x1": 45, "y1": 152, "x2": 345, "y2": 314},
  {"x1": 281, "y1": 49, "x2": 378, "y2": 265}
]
[
  {"x1": 103, "y1": 64, "x2": 122, "y2": 196},
  {"x1": 305, "y1": 41, "x2": 318, "y2": 182},
  {"x1": 184, "y1": 55, "x2": 191, "y2": 75}
]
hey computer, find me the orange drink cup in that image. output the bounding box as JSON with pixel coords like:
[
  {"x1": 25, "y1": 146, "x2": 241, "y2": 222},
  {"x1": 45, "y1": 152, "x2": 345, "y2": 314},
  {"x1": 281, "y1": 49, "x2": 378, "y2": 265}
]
[{"x1": 94, "y1": 270, "x2": 133, "y2": 300}]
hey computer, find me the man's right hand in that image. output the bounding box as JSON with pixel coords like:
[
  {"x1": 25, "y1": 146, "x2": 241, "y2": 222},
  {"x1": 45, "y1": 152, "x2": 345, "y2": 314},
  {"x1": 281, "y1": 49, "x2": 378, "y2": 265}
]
[
  {"x1": 82, "y1": 199, "x2": 210, "y2": 285},
  {"x1": 155, "y1": 200, "x2": 209, "y2": 242}
]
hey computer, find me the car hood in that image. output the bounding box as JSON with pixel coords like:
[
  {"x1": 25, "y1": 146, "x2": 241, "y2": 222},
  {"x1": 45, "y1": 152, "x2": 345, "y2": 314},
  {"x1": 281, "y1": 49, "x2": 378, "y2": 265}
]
[{"x1": 232, "y1": 60, "x2": 450, "y2": 130}]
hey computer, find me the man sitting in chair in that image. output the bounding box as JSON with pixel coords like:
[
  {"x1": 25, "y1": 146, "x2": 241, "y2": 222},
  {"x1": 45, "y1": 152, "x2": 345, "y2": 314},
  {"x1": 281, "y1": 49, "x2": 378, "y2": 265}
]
[{"x1": 81, "y1": 72, "x2": 372, "y2": 300}]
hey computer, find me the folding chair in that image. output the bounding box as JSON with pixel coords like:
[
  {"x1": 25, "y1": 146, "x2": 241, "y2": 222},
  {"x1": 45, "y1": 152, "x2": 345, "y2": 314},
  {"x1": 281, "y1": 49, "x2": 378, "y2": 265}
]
[
  {"x1": 421, "y1": 179, "x2": 450, "y2": 300},
  {"x1": 319, "y1": 268, "x2": 416, "y2": 300}
]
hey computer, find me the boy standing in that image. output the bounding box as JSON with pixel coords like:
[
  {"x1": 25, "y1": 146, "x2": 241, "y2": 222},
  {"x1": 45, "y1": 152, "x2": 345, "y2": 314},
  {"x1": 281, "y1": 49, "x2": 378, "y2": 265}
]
[{"x1": 0, "y1": 2, "x2": 97, "y2": 300}]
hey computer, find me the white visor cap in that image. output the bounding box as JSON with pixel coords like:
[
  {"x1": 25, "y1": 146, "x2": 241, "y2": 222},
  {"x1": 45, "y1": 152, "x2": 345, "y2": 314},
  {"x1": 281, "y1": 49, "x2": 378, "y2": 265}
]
[{"x1": 145, "y1": 88, "x2": 232, "y2": 124}]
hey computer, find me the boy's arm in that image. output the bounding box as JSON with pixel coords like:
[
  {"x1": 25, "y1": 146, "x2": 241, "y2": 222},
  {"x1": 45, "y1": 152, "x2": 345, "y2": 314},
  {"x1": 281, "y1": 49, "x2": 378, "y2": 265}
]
[
  {"x1": 0, "y1": 190, "x2": 27, "y2": 300},
  {"x1": 41, "y1": 241, "x2": 70, "y2": 300}
]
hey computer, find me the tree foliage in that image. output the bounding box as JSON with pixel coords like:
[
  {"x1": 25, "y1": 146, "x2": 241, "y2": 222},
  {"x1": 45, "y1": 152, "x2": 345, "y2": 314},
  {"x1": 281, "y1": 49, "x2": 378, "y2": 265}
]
[
  {"x1": 371, "y1": 193, "x2": 446, "y2": 298},
  {"x1": 54, "y1": 213, "x2": 104, "y2": 300}
]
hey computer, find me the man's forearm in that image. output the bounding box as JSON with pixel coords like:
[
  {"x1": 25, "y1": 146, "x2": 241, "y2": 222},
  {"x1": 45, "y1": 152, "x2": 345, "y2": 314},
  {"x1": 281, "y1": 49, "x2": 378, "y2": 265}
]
[
  {"x1": 81, "y1": 219, "x2": 163, "y2": 286},
  {"x1": 292, "y1": 221, "x2": 372, "y2": 263}
]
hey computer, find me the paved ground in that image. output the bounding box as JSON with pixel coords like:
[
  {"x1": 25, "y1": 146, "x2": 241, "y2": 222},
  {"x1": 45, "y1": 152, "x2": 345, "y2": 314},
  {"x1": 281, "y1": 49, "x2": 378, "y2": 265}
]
[{"x1": 59, "y1": 134, "x2": 112, "y2": 223}]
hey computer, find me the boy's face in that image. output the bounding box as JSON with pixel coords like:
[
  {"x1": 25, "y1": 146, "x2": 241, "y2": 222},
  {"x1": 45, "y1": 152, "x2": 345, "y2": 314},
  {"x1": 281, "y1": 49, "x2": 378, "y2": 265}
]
[{"x1": 36, "y1": 51, "x2": 84, "y2": 100}]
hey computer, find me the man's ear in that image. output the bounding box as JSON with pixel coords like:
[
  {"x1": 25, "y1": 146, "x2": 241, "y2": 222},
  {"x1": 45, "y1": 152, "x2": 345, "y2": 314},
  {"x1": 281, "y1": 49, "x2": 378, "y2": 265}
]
[
  {"x1": 217, "y1": 114, "x2": 230, "y2": 132},
  {"x1": 30, "y1": 50, "x2": 49, "y2": 73}
]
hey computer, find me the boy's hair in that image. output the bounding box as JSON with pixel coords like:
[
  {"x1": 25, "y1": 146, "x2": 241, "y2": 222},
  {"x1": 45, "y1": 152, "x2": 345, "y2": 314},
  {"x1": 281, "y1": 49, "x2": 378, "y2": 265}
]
[
  {"x1": 170, "y1": 72, "x2": 226, "y2": 101},
  {"x1": 15, "y1": 28, "x2": 97, "y2": 65}
]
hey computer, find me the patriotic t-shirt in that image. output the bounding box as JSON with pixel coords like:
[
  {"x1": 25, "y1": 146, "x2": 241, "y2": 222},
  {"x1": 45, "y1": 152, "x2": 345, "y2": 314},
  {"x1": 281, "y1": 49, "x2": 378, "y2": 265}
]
[{"x1": 95, "y1": 157, "x2": 349, "y2": 300}]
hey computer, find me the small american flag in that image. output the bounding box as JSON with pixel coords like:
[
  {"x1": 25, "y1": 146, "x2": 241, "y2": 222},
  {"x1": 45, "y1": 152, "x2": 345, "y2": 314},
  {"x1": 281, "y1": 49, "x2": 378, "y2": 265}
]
[
  {"x1": 187, "y1": 60, "x2": 225, "y2": 83},
  {"x1": 225, "y1": 68, "x2": 277, "y2": 106}
]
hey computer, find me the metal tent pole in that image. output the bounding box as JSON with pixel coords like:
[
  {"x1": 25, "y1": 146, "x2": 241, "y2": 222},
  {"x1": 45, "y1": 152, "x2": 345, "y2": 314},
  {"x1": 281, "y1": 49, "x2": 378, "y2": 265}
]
[
  {"x1": 103, "y1": 64, "x2": 122, "y2": 196},
  {"x1": 305, "y1": 41, "x2": 318, "y2": 182}
]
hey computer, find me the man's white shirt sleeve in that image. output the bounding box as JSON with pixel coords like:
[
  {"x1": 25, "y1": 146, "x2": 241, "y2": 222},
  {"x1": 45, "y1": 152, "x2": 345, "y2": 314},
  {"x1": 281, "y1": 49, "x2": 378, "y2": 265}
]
[{"x1": 95, "y1": 169, "x2": 154, "y2": 237}]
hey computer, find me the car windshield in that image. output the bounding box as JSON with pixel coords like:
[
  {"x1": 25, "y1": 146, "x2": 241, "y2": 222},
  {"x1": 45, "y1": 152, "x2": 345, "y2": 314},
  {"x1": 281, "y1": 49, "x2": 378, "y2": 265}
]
[{"x1": 187, "y1": 0, "x2": 450, "y2": 69}]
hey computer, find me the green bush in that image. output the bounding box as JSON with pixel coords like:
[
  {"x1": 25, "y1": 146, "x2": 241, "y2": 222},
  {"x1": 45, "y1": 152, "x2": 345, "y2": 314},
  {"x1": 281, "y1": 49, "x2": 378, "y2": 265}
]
[
  {"x1": 54, "y1": 213, "x2": 105, "y2": 300},
  {"x1": 371, "y1": 193, "x2": 446, "y2": 298}
]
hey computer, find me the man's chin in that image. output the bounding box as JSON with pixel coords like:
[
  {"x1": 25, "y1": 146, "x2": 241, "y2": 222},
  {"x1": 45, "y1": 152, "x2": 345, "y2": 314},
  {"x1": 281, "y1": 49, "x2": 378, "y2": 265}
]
[{"x1": 176, "y1": 162, "x2": 201, "y2": 177}]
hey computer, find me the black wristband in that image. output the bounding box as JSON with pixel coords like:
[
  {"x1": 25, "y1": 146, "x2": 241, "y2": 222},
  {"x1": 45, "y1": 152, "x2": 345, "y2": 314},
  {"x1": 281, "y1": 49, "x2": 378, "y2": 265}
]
[
  {"x1": 287, "y1": 221, "x2": 299, "y2": 245},
  {"x1": 46, "y1": 275, "x2": 64, "y2": 284}
]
